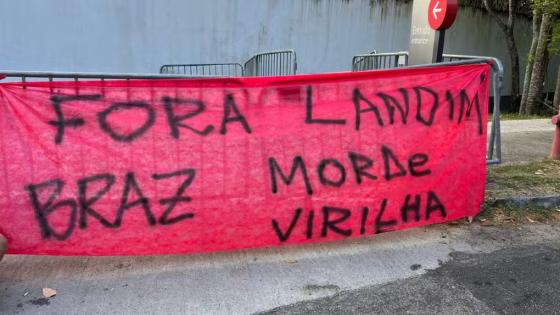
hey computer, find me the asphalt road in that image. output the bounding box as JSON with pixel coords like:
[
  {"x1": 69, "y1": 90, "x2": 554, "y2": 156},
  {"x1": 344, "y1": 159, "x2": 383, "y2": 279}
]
[{"x1": 263, "y1": 244, "x2": 560, "y2": 314}]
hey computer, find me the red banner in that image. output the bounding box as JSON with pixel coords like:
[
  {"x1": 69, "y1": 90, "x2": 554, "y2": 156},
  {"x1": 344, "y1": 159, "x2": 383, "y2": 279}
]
[{"x1": 0, "y1": 64, "x2": 488, "y2": 255}]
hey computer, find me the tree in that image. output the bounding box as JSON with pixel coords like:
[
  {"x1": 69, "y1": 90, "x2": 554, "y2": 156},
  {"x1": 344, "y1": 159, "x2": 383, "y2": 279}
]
[
  {"x1": 549, "y1": 7, "x2": 560, "y2": 110},
  {"x1": 553, "y1": 63, "x2": 560, "y2": 109},
  {"x1": 525, "y1": 12, "x2": 553, "y2": 113},
  {"x1": 484, "y1": 0, "x2": 521, "y2": 108},
  {"x1": 519, "y1": 8, "x2": 542, "y2": 113},
  {"x1": 524, "y1": 0, "x2": 560, "y2": 114}
]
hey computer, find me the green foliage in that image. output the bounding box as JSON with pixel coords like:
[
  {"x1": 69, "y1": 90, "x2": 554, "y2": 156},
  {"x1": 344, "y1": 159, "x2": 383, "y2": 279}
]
[
  {"x1": 533, "y1": 0, "x2": 560, "y2": 55},
  {"x1": 528, "y1": 52, "x2": 535, "y2": 64},
  {"x1": 459, "y1": 0, "x2": 532, "y2": 16},
  {"x1": 533, "y1": 0, "x2": 560, "y2": 14},
  {"x1": 550, "y1": 23, "x2": 560, "y2": 55}
]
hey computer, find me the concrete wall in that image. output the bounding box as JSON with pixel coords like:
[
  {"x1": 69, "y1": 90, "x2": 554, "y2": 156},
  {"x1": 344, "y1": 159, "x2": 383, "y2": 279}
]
[{"x1": 0, "y1": 0, "x2": 556, "y2": 95}]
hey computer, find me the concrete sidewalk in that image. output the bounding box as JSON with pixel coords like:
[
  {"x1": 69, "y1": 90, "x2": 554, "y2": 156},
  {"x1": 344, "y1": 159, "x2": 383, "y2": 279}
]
[
  {"x1": 493, "y1": 119, "x2": 555, "y2": 164},
  {"x1": 2, "y1": 223, "x2": 560, "y2": 314}
]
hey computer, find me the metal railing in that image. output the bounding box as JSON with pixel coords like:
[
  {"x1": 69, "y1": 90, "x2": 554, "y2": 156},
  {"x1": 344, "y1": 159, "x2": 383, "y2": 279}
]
[
  {"x1": 0, "y1": 70, "x2": 199, "y2": 83},
  {"x1": 443, "y1": 54, "x2": 481, "y2": 62},
  {"x1": 351, "y1": 51, "x2": 502, "y2": 165},
  {"x1": 244, "y1": 49, "x2": 297, "y2": 76},
  {"x1": 351, "y1": 50, "x2": 376, "y2": 71},
  {"x1": 441, "y1": 55, "x2": 503, "y2": 165},
  {"x1": 0, "y1": 54, "x2": 501, "y2": 165},
  {"x1": 159, "y1": 63, "x2": 244, "y2": 77},
  {"x1": 352, "y1": 51, "x2": 408, "y2": 71}
]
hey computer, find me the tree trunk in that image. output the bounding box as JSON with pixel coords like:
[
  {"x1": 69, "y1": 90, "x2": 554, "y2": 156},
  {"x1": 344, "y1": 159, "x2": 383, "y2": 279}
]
[
  {"x1": 483, "y1": 0, "x2": 520, "y2": 111},
  {"x1": 553, "y1": 63, "x2": 560, "y2": 111},
  {"x1": 506, "y1": 28, "x2": 521, "y2": 108},
  {"x1": 506, "y1": 0, "x2": 520, "y2": 108},
  {"x1": 525, "y1": 13, "x2": 554, "y2": 115},
  {"x1": 520, "y1": 10, "x2": 542, "y2": 114}
]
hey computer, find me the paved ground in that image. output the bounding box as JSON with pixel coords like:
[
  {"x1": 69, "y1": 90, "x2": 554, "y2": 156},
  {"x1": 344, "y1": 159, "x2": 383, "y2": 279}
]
[
  {"x1": 0, "y1": 118, "x2": 557, "y2": 314},
  {"x1": 2, "y1": 223, "x2": 560, "y2": 314},
  {"x1": 263, "y1": 244, "x2": 560, "y2": 315},
  {"x1": 496, "y1": 119, "x2": 555, "y2": 164}
]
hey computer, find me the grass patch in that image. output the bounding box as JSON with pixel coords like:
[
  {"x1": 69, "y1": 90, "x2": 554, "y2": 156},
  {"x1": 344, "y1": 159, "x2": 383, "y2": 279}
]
[
  {"x1": 486, "y1": 159, "x2": 560, "y2": 199},
  {"x1": 478, "y1": 159, "x2": 560, "y2": 224},
  {"x1": 488, "y1": 113, "x2": 549, "y2": 121},
  {"x1": 477, "y1": 203, "x2": 559, "y2": 225}
]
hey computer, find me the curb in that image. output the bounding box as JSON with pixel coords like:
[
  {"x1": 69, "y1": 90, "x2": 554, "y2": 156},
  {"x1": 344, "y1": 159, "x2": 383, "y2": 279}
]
[{"x1": 491, "y1": 195, "x2": 560, "y2": 208}]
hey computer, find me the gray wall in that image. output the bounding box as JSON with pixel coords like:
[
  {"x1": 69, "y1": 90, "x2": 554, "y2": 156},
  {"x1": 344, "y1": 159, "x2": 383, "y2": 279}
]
[{"x1": 0, "y1": 0, "x2": 556, "y2": 95}]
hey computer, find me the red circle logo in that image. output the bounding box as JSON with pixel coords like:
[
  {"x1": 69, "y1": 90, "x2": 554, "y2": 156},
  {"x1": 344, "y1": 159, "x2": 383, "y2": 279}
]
[{"x1": 428, "y1": 0, "x2": 458, "y2": 30}]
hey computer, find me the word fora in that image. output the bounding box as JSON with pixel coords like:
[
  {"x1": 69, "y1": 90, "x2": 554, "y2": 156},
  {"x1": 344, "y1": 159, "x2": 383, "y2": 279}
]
[
  {"x1": 48, "y1": 94, "x2": 252, "y2": 144},
  {"x1": 25, "y1": 168, "x2": 196, "y2": 241},
  {"x1": 272, "y1": 191, "x2": 448, "y2": 242}
]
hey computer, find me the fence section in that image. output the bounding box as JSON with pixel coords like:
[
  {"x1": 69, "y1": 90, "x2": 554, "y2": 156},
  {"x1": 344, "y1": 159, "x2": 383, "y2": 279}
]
[
  {"x1": 350, "y1": 52, "x2": 502, "y2": 165},
  {"x1": 351, "y1": 51, "x2": 408, "y2": 71},
  {"x1": 159, "y1": 63, "x2": 244, "y2": 76},
  {"x1": 441, "y1": 55, "x2": 503, "y2": 165},
  {"x1": 243, "y1": 50, "x2": 297, "y2": 76},
  {"x1": 0, "y1": 54, "x2": 501, "y2": 164}
]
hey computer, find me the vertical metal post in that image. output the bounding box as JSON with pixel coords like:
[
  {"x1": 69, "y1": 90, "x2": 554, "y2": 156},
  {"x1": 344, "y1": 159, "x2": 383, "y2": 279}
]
[{"x1": 435, "y1": 30, "x2": 445, "y2": 63}]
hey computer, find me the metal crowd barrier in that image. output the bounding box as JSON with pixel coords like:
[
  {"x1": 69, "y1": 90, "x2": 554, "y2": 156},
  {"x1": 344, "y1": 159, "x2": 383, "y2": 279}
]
[
  {"x1": 243, "y1": 49, "x2": 297, "y2": 76},
  {"x1": 352, "y1": 51, "x2": 408, "y2": 71},
  {"x1": 441, "y1": 55, "x2": 503, "y2": 165},
  {"x1": 351, "y1": 51, "x2": 502, "y2": 165},
  {"x1": 0, "y1": 70, "x2": 197, "y2": 87},
  {"x1": 159, "y1": 63, "x2": 244, "y2": 77},
  {"x1": 0, "y1": 52, "x2": 501, "y2": 164},
  {"x1": 158, "y1": 50, "x2": 297, "y2": 78}
]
